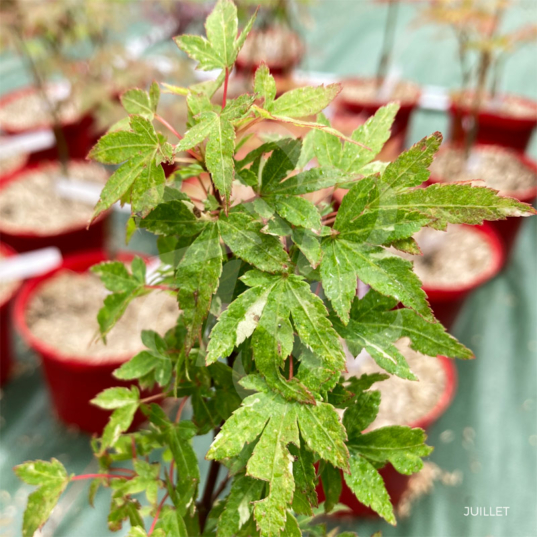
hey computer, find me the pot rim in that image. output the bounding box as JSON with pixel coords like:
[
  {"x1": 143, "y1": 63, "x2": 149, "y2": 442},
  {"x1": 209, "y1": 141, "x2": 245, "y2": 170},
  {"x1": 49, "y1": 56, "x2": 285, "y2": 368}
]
[
  {"x1": 337, "y1": 77, "x2": 422, "y2": 110},
  {"x1": 430, "y1": 143, "x2": 537, "y2": 202},
  {"x1": 449, "y1": 92, "x2": 537, "y2": 126},
  {"x1": 13, "y1": 249, "x2": 149, "y2": 371},
  {"x1": 235, "y1": 27, "x2": 304, "y2": 71},
  {"x1": 0, "y1": 152, "x2": 29, "y2": 181},
  {"x1": 409, "y1": 355, "x2": 457, "y2": 430},
  {"x1": 0, "y1": 242, "x2": 23, "y2": 308},
  {"x1": 0, "y1": 160, "x2": 109, "y2": 239},
  {"x1": 420, "y1": 223, "x2": 505, "y2": 297}
]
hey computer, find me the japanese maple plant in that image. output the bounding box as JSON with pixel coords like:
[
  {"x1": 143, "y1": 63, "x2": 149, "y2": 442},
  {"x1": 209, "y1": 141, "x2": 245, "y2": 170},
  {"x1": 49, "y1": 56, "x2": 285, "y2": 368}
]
[{"x1": 15, "y1": 1, "x2": 535, "y2": 536}]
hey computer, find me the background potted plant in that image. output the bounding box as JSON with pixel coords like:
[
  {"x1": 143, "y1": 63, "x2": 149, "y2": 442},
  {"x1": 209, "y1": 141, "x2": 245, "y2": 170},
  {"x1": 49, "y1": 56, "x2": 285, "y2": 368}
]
[
  {"x1": 422, "y1": 0, "x2": 537, "y2": 152},
  {"x1": 14, "y1": 2, "x2": 535, "y2": 536},
  {"x1": 318, "y1": 340, "x2": 458, "y2": 516},
  {"x1": 0, "y1": 242, "x2": 23, "y2": 386},
  {"x1": 395, "y1": 223, "x2": 505, "y2": 328},
  {"x1": 335, "y1": 0, "x2": 422, "y2": 154},
  {"x1": 0, "y1": 0, "x2": 187, "y2": 254},
  {"x1": 421, "y1": 0, "x2": 537, "y2": 256},
  {"x1": 234, "y1": 0, "x2": 307, "y2": 77},
  {"x1": 13, "y1": 249, "x2": 178, "y2": 434}
]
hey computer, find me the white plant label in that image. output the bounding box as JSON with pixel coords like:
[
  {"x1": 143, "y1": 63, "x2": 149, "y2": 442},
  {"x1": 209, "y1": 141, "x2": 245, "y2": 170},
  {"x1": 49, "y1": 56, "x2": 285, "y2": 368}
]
[
  {"x1": 0, "y1": 247, "x2": 62, "y2": 283},
  {"x1": 0, "y1": 130, "x2": 55, "y2": 159},
  {"x1": 54, "y1": 177, "x2": 131, "y2": 213}
]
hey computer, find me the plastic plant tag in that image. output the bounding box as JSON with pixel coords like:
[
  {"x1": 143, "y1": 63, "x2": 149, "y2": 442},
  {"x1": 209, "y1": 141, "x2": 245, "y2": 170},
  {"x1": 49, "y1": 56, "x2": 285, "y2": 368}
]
[
  {"x1": 0, "y1": 247, "x2": 62, "y2": 283},
  {"x1": 55, "y1": 177, "x2": 131, "y2": 213},
  {"x1": 377, "y1": 66, "x2": 402, "y2": 101},
  {"x1": 0, "y1": 130, "x2": 55, "y2": 159}
]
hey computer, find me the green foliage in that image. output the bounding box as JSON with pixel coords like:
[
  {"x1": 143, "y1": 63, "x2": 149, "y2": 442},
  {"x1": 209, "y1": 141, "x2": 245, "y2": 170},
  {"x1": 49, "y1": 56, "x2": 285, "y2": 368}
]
[
  {"x1": 14, "y1": 459, "x2": 71, "y2": 537},
  {"x1": 89, "y1": 116, "x2": 173, "y2": 220},
  {"x1": 15, "y1": 1, "x2": 536, "y2": 537},
  {"x1": 91, "y1": 258, "x2": 151, "y2": 340}
]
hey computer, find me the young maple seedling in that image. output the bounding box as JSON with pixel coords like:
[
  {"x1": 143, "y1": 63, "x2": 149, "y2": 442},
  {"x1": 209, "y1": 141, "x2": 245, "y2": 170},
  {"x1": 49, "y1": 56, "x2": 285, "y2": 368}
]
[
  {"x1": 422, "y1": 0, "x2": 537, "y2": 156},
  {"x1": 376, "y1": 0, "x2": 401, "y2": 89},
  {"x1": 0, "y1": 0, "x2": 170, "y2": 173},
  {"x1": 14, "y1": 1, "x2": 536, "y2": 536}
]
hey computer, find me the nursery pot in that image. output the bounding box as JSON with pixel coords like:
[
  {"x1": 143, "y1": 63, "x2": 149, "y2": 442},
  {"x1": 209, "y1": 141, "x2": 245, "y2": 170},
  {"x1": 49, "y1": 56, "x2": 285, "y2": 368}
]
[
  {"x1": 0, "y1": 87, "x2": 95, "y2": 162},
  {"x1": 336, "y1": 78, "x2": 421, "y2": 152},
  {"x1": 449, "y1": 95, "x2": 537, "y2": 152},
  {"x1": 420, "y1": 224, "x2": 504, "y2": 330},
  {"x1": 0, "y1": 152, "x2": 29, "y2": 180},
  {"x1": 0, "y1": 161, "x2": 110, "y2": 255},
  {"x1": 235, "y1": 28, "x2": 304, "y2": 77},
  {"x1": 13, "y1": 250, "x2": 151, "y2": 434},
  {"x1": 429, "y1": 146, "x2": 537, "y2": 258},
  {"x1": 0, "y1": 243, "x2": 22, "y2": 386},
  {"x1": 317, "y1": 356, "x2": 457, "y2": 516}
]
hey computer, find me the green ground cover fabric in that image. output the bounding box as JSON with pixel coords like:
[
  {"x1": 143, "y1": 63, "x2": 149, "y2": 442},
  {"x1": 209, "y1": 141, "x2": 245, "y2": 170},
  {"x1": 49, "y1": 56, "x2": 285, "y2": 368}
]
[{"x1": 0, "y1": 2, "x2": 536, "y2": 535}]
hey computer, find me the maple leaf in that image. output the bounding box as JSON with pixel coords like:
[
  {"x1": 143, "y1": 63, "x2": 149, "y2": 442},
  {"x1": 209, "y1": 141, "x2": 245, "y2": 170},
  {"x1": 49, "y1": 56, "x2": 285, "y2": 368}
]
[
  {"x1": 207, "y1": 376, "x2": 348, "y2": 537},
  {"x1": 89, "y1": 116, "x2": 173, "y2": 220}
]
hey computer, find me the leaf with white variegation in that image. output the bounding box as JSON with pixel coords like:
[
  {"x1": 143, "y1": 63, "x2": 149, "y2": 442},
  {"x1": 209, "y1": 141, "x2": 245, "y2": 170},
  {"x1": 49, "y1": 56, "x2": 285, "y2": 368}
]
[
  {"x1": 89, "y1": 116, "x2": 172, "y2": 220},
  {"x1": 207, "y1": 377, "x2": 348, "y2": 537},
  {"x1": 218, "y1": 212, "x2": 290, "y2": 273},
  {"x1": 321, "y1": 237, "x2": 433, "y2": 324},
  {"x1": 174, "y1": 0, "x2": 255, "y2": 71},
  {"x1": 268, "y1": 84, "x2": 341, "y2": 118},
  {"x1": 254, "y1": 63, "x2": 276, "y2": 109},
  {"x1": 395, "y1": 183, "x2": 537, "y2": 230},
  {"x1": 340, "y1": 103, "x2": 399, "y2": 173},
  {"x1": 176, "y1": 223, "x2": 222, "y2": 353},
  {"x1": 14, "y1": 459, "x2": 71, "y2": 537}
]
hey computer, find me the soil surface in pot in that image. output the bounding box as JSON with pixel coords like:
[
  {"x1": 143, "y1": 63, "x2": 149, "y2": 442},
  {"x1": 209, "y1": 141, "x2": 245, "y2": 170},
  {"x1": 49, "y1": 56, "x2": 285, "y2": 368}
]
[
  {"x1": 26, "y1": 270, "x2": 178, "y2": 363},
  {"x1": 452, "y1": 92, "x2": 537, "y2": 120},
  {"x1": 0, "y1": 153, "x2": 27, "y2": 177},
  {"x1": 0, "y1": 252, "x2": 19, "y2": 304},
  {"x1": 0, "y1": 89, "x2": 81, "y2": 131},
  {"x1": 0, "y1": 162, "x2": 108, "y2": 235},
  {"x1": 430, "y1": 147, "x2": 537, "y2": 196},
  {"x1": 339, "y1": 79, "x2": 420, "y2": 105},
  {"x1": 237, "y1": 26, "x2": 302, "y2": 67},
  {"x1": 347, "y1": 339, "x2": 447, "y2": 429},
  {"x1": 398, "y1": 225, "x2": 493, "y2": 288}
]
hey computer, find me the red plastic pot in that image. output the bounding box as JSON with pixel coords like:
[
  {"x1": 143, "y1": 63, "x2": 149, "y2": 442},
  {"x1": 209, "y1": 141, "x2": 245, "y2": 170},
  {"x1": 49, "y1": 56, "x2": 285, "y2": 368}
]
[
  {"x1": 449, "y1": 95, "x2": 537, "y2": 152},
  {"x1": 0, "y1": 161, "x2": 110, "y2": 255},
  {"x1": 0, "y1": 153, "x2": 29, "y2": 181},
  {"x1": 13, "y1": 250, "x2": 151, "y2": 434},
  {"x1": 336, "y1": 78, "x2": 421, "y2": 153},
  {"x1": 429, "y1": 145, "x2": 537, "y2": 258},
  {"x1": 0, "y1": 87, "x2": 95, "y2": 162},
  {"x1": 420, "y1": 224, "x2": 504, "y2": 329},
  {"x1": 317, "y1": 356, "x2": 457, "y2": 516},
  {"x1": 235, "y1": 28, "x2": 304, "y2": 77},
  {"x1": 0, "y1": 243, "x2": 23, "y2": 386}
]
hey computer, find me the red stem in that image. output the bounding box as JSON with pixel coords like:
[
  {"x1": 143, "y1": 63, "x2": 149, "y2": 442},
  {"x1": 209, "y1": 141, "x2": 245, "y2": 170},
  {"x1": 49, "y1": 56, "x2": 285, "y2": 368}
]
[
  {"x1": 131, "y1": 437, "x2": 137, "y2": 459},
  {"x1": 140, "y1": 393, "x2": 167, "y2": 404},
  {"x1": 288, "y1": 357, "x2": 294, "y2": 380},
  {"x1": 321, "y1": 210, "x2": 338, "y2": 221},
  {"x1": 145, "y1": 284, "x2": 177, "y2": 292},
  {"x1": 197, "y1": 175, "x2": 209, "y2": 196},
  {"x1": 112, "y1": 467, "x2": 135, "y2": 475},
  {"x1": 175, "y1": 396, "x2": 189, "y2": 424},
  {"x1": 169, "y1": 459, "x2": 175, "y2": 486},
  {"x1": 222, "y1": 67, "x2": 229, "y2": 109},
  {"x1": 148, "y1": 492, "x2": 169, "y2": 536},
  {"x1": 71, "y1": 473, "x2": 129, "y2": 481},
  {"x1": 155, "y1": 114, "x2": 183, "y2": 140},
  {"x1": 168, "y1": 397, "x2": 189, "y2": 484},
  {"x1": 154, "y1": 114, "x2": 203, "y2": 162}
]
